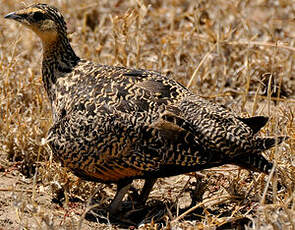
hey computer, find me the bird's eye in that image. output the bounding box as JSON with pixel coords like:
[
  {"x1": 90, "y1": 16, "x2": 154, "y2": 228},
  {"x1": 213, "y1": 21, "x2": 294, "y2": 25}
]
[{"x1": 32, "y1": 11, "x2": 46, "y2": 21}]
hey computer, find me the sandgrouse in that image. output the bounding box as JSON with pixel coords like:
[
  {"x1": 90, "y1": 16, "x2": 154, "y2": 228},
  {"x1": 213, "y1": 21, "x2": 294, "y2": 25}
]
[{"x1": 5, "y1": 3, "x2": 286, "y2": 215}]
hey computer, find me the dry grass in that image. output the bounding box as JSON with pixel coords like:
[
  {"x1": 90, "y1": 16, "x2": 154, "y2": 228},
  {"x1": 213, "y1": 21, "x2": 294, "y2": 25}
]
[{"x1": 0, "y1": 0, "x2": 295, "y2": 229}]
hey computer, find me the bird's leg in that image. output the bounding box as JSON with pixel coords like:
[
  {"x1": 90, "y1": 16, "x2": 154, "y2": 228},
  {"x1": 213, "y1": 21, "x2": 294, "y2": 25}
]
[
  {"x1": 137, "y1": 178, "x2": 157, "y2": 205},
  {"x1": 122, "y1": 178, "x2": 157, "y2": 220},
  {"x1": 109, "y1": 180, "x2": 132, "y2": 215}
]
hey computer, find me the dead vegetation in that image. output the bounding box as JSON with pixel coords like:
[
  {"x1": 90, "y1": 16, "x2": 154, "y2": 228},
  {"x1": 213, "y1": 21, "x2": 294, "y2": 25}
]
[{"x1": 0, "y1": 0, "x2": 295, "y2": 229}]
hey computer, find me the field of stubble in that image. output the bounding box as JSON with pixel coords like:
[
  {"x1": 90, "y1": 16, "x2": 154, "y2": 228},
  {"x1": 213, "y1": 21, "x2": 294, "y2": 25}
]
[{"x1": 0, "y1": 0, "x2": 295, "y2": 229}]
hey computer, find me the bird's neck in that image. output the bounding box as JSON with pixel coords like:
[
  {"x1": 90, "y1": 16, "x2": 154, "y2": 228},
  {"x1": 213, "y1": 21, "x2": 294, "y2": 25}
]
[{"x1": 41, "y1": 34, "x2": 80, "y2": 103}]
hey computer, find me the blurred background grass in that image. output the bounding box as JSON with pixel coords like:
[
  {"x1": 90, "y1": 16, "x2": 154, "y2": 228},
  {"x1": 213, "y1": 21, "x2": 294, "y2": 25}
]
[{"x1": 0, "y1": 0, "x2": 294, "y2": 229}]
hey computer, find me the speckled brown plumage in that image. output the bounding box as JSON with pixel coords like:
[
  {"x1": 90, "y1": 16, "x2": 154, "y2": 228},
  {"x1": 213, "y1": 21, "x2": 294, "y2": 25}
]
[{"x1": 5, "y1": 4, "x2": 287, "y2": 214}]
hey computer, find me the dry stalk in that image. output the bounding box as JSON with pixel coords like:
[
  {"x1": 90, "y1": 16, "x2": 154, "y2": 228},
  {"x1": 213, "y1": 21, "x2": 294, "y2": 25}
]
[{"x1": 172, "y1": 194, "x2": 238, "y2": 223}]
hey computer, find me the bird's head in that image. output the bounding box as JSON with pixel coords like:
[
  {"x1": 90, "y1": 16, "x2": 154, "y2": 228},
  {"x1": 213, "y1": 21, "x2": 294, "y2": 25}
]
[{"x1": 5, "y1": 3, "x2": 67, "y2": 45}]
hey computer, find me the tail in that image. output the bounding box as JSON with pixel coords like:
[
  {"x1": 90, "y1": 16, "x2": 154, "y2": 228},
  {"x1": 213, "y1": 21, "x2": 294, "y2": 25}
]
[
  {"x1": 255, "y1": 136, "x2": 288, "y2": 152},
  {"x1": 233, "y1": 153, "x2": 273, "y2": 174},
  {"x1": 233, "y1": 136, "x2": 288, "y2": 174}
]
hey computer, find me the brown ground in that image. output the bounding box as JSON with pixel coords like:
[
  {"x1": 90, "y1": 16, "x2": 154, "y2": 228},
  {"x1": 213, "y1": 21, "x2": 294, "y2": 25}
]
[{"x1": 1, "y1": 0, "x2": 295, "y2": 229}]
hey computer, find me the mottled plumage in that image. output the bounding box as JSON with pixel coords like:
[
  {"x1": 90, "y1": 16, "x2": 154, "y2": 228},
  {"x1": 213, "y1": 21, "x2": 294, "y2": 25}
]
[{"x1": 5, "y1": 4, "x2": 286, "y2": 214}]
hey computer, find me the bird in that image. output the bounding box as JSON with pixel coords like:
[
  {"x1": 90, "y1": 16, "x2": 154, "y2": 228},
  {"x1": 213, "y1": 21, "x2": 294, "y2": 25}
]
[{"x1": 4, "y1": 3, "x2": 287, "y2": 215}]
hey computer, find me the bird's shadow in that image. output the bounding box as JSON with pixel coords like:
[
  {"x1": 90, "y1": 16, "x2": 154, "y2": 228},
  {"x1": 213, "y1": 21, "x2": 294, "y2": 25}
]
[
  {"x1": 84, "y1": 200, "x2": 167, "y2": 227},
  {"x1": 84, "y1": 199, "x2": 252, "y2": 229},
  {"x1": 84, "y1": 199, "x2": 205, "y2": 228},
  {"x1": 51, "y1": 184, "x2": 253, "y2": 228}
]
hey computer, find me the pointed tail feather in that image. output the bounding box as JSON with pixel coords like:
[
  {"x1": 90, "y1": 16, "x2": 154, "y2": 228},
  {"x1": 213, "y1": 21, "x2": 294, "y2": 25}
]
[{"x1": 238, "y1": 116, "x2": 269, "y2": 134}]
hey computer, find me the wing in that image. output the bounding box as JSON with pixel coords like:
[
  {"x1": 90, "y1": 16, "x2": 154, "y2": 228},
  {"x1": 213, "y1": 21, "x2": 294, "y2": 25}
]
[
  {"x1": 87, "y1": 67, "x2": 261, "y2": 168},
  {"x1": 106, "y1": 68, "x2": 189, "y2": 115}
]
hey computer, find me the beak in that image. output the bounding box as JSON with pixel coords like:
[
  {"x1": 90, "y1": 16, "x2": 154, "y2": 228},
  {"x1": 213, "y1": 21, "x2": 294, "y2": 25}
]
[{"x1": 4, "y1": 12, "x2": 24, "y2": 21}]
